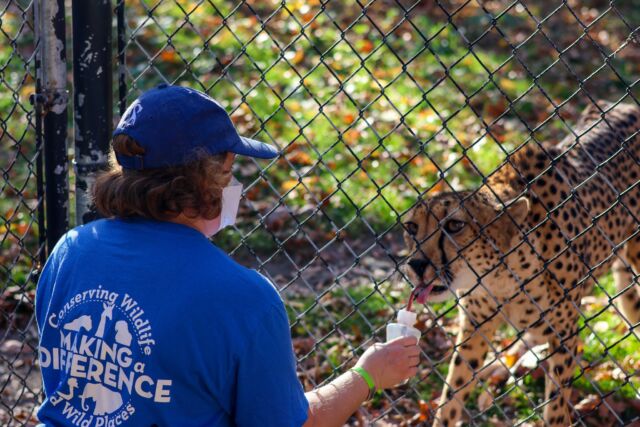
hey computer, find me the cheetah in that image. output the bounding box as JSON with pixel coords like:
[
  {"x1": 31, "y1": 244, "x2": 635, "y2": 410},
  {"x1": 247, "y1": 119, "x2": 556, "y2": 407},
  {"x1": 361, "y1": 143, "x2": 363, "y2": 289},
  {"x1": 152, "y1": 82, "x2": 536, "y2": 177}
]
[{"x1": 403, "y1": 101, "x2": 640, "y2": 426}]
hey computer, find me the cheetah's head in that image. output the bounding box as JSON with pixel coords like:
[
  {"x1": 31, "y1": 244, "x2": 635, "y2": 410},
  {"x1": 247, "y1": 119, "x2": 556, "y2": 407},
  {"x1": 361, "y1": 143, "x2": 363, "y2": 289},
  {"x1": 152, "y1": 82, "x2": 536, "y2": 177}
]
[{"x1": 403, "y1": 190, "x2": 530, "y2": 304}]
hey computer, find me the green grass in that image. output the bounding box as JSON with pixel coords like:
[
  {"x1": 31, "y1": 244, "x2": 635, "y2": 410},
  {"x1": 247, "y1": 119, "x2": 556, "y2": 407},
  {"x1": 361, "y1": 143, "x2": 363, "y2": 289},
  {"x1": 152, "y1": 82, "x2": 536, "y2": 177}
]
[
  {"x1": 576, "y1": 274, "x2": 640, "y2": 401},
  {"x1": 126, "y1": 2, "x2": 542, "y2": 238}
]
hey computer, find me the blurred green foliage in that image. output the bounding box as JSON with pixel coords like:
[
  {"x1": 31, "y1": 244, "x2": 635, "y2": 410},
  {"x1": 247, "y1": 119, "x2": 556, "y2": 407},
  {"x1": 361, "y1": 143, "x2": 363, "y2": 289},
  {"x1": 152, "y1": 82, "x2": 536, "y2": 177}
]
[{"x1": 0, "y1": 1, "x2": 39, "y2": 289}]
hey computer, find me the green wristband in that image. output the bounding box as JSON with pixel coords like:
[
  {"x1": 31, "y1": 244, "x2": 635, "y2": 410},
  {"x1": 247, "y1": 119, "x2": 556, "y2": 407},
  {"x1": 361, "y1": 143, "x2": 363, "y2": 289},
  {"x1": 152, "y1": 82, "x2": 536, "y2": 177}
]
[{"x1": 351, "y1": 366, "x2": 376, "y2": 399}]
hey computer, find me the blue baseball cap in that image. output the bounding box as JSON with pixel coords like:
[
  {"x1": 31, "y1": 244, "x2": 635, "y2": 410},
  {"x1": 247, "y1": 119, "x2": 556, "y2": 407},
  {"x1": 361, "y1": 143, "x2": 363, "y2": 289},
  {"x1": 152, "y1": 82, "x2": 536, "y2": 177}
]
[{"x1": 113, "y1": 84, "x2": 279, "y2": 169}]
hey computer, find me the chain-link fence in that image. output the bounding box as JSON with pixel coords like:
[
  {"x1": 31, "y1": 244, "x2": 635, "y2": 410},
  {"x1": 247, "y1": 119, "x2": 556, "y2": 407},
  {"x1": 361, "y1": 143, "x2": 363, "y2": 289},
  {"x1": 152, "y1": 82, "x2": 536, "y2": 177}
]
[
  {"x1": 3, "y1": 0, "x2": 640, "y2": 425},
  {"x1": 0, "y1": 0, "x2": 44, "y2": 425}
]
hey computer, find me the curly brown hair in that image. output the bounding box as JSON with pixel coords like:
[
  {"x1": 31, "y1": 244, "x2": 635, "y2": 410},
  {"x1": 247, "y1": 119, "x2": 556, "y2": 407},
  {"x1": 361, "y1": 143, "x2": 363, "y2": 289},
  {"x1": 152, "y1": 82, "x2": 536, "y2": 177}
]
[{"x1": 93, "y1": 134, "x2": 230, "y2": 221}]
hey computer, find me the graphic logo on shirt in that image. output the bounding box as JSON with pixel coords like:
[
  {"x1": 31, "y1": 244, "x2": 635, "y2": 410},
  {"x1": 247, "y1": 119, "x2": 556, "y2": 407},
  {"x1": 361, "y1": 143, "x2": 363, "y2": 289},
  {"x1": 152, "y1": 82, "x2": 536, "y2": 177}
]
[{"x1": 39, "y1": 287, "x2": 172, "y2": 426}]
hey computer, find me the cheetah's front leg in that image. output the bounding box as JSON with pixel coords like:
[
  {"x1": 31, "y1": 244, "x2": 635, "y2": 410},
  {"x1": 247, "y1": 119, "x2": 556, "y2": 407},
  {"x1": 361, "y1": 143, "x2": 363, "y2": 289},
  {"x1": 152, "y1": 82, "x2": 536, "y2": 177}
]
[
  {"x1": 433, "y1": 314, "x2": 499, "y2": 427},
  {"x1": 542, "y1": 333, "x2": 578, "y2": 426}
]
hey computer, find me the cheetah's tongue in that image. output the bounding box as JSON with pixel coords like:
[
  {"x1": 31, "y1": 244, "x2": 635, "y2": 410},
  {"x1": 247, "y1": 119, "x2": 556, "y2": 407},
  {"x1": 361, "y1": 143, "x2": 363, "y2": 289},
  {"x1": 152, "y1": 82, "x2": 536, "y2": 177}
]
[{"x1": 410, "y1": 283, "x2": 434, "y2": 308}]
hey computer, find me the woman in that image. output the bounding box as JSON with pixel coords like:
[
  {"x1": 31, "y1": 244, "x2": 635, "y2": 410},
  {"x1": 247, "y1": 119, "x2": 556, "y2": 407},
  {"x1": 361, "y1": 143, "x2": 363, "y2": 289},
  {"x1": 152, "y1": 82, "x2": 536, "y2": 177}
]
[{"x1": 36, "y1": 84, "x2": 420, "y2": 426}]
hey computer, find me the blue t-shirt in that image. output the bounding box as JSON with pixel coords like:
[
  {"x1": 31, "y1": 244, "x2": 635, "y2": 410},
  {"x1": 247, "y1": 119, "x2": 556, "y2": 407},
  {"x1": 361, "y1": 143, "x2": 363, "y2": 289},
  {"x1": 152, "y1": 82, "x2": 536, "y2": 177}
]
[{"x1": 35, "y1": 218, "x2": 309, "y2": 427}]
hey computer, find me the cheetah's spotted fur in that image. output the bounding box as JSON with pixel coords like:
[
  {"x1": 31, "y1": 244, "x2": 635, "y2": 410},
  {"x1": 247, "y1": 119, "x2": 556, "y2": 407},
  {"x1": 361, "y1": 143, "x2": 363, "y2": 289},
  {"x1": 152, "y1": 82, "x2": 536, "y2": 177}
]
[{"x1": 404, "y1": 101, "x2": 640, "y2": 426}]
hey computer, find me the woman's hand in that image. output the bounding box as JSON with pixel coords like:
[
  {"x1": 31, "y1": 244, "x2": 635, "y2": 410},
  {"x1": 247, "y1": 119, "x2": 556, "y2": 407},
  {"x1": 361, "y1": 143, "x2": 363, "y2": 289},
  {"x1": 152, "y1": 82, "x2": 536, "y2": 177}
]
[
  {"x1": 304, "y1": 336, "x2": 421, "y2": 427},
  {"x1": 355, "y1": 336, "x2": 420, "y2": 389}
]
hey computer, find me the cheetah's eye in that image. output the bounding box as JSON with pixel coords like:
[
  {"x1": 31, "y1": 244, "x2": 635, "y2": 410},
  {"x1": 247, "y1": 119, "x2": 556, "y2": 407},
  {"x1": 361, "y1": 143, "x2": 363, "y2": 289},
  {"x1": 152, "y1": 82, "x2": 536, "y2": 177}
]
[
  {"x1": 444, "y1": 219, "x2": 465, "y2": 234},
  {"x1": 404, "y1": 221, "x2": 419, "y2": 236}
]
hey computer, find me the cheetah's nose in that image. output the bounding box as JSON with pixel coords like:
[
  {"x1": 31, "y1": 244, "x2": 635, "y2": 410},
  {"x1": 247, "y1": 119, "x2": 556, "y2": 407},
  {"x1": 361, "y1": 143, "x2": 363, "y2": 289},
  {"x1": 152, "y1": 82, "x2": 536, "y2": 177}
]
[{"x1": 408, "y1": 258, "x2": 430, "y2": 278}]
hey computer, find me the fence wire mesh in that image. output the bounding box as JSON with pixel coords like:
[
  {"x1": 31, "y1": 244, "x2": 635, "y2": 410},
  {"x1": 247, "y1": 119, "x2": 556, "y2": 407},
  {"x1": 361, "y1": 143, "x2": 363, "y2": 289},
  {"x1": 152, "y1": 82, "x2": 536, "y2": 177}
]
[
  {"x1": 3, "y1": 0, "x2": 640, "y2": 426},
  {"x1": 0, "y1": 0, "x2": 44, "y2": 425},
  {"x1": 114, "y1": 1, "x2": 640, "y2": 425}
]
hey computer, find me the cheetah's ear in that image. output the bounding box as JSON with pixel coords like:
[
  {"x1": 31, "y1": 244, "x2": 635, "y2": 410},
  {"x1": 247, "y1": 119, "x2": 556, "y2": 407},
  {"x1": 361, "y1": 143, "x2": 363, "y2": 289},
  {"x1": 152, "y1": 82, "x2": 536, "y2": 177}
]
[
  {"x1": 505, "y1": 197, "x2": 529, "y2": 223},
  {"x1": 577, "y1": 101, "x2": 609, "y2": 127}
]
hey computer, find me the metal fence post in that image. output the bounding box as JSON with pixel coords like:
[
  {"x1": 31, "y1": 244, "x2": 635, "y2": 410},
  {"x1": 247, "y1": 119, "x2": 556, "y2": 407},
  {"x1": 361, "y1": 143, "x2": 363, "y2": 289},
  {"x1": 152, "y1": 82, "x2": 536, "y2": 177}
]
[
  {"x1": 72, "y1": 0, "x2": 113, "y2": 224},
  {"x1": 34, "y1": 0, "x2": 69, "y2": 255},
  {"x1": 116, "y1": 0, "x2": 127, "y2": 117}
]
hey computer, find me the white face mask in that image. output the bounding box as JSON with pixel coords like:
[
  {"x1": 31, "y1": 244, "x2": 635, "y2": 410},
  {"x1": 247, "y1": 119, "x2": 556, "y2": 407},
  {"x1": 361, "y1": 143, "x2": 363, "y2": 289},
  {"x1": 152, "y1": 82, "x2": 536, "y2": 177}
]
[{"x1": 218, "y1": 176, "x2": 243, "y2": 230}]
